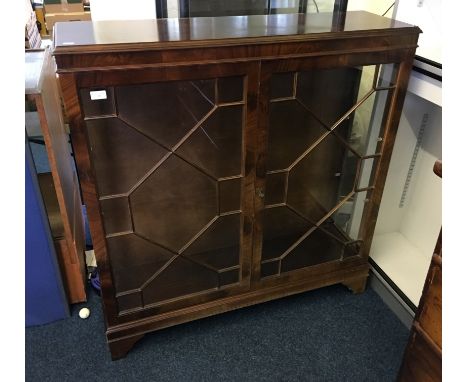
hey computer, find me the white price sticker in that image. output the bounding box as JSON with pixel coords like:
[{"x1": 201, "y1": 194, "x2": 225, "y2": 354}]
[{"x1": 90, "y1": 90, "x2": 107, "y2": 100}]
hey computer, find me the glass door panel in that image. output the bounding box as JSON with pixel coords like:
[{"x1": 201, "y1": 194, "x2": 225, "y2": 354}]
[
  {"x1": 80, "y1": 75, "x2": 248, "y2": 313},
  {"x1": 261, "y1": 64, "x2": 394, "y2": 277}
]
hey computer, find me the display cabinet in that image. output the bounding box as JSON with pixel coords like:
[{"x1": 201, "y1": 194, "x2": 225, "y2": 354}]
[{"x1": 53, "y1": 11, "x2": 420, "y2": 359}]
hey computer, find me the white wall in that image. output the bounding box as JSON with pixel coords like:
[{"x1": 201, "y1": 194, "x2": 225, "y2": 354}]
[
  {"x1": 374, "y1": 92, "x2": 441, "y2": 257},
  {"x1": 91, "y1": 0, "x2": 156, "y2": 20},
  {"x1": 306, "y1": 0, "x2": 394, "y2": 15},
  {"x1": 374, "y1": 106, "x2": 415, "y2": 235},
  {"x1": 395, "y1": 0, "x2": 442, "y2": 64},
  {"x1": 399, "y1": 99, "x2": 441, "y2": 256},
  {"x1": 307, "y1": 0, "x2": 333, "y2": 13},
  {"x1": 347, "y1": 0, "x2": 394, "y2": 15},
  {"x1": 167, "y1": 0, "x2": 179, "y2": 17}
]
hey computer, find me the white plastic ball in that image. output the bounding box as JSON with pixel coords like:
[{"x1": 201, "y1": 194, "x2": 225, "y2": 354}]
[{"x1": 79, "y1": 307, "x2": 90, "y2": 319}]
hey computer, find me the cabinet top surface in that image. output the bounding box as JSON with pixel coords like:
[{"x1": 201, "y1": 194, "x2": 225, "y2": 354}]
[{"x1": 53, "y1": 11, "x2": 418, "y2": 54}]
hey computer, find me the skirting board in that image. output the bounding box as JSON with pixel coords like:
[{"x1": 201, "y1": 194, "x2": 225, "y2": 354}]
[{"x1": 368, "y1": 265, "x2": 415, "y2": 329}]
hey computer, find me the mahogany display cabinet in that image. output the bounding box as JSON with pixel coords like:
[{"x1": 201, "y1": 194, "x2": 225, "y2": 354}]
[{"x1": 53, "y1": 11, "x2": 420, "y2": 359}]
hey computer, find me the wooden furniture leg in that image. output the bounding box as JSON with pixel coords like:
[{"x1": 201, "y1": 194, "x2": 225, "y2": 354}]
[
  {"x1": 342, "y1": 275, "x2": 368, "y2": 294},
  {"x1": 108, "y1": 334, "x2": 145, "y2": 360}
]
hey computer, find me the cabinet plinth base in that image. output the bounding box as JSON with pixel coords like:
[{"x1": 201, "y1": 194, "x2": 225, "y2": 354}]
[
  {"x1": 106, "y1": 263, "x2": 369, "y2": 359},
  {"x1": 108, "y1": 334, "x2": 145, "y2": 360}
]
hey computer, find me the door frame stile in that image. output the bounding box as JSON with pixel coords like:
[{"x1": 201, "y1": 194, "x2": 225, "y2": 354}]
[{"x1": 58, "y1": 72, "x2": 120, "y2": 327}]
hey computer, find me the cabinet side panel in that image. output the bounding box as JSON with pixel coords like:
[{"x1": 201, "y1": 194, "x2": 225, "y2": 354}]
[
  {"x1": 39, "y1": 51, "x2": 86, "y2": 302},
  {"x1": 398, "y1": 329, "x2": 441, "y2": 382},
  {"x1": 360, "y1": 49, "x2": 417, "y2": 258}
]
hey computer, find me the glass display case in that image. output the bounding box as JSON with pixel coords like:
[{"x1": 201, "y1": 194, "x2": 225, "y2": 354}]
[{"x1": 53, "y1": 11, "x2": 420, "y2": 359}]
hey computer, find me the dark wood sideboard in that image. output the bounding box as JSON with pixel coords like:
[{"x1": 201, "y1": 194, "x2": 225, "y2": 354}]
[
  {"x1": 26, "y1": 48, "x2": 87, "y2": 303},
  {"x1": 53, "y1": 12, "x2": 420, "y2": 359},
  {"x1": 398, "y1": 160, "x2": 442, "y2": 381}
]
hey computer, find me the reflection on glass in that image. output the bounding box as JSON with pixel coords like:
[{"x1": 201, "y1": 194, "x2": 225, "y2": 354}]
[
  {"x1": 334, "y1": 89, "x2": 390, "y2": 157},
  {"x1": 116, "y1": 80, "x2": 215, "y2": 149},
  {"x1": 377, "y1": 63, "x2": 398, "y2": 88},
  {"x1": 331, "y1": 189, "x2": 371, "y2": 241},
  {"x1": 176, "y1": 105, "x2": 243, "y2": 179}
]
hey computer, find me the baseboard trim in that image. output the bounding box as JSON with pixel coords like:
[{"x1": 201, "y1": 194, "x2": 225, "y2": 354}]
[{"x1": 369, "y1": 265, "x2": 415, "y2": 329}]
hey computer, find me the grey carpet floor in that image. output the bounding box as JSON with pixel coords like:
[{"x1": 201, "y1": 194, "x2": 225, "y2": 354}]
[{"x1": 26, "y1": 284, "x2": 409, "y2": 382}]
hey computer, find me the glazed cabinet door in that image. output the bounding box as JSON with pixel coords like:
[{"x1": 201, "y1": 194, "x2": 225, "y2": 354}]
[
  {"x1": 68, "y1": 63, "x2": 258, "y2": 321},
  {"x1": 254, "y1": 59, "x2": 398, "y2": 282}
]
